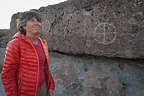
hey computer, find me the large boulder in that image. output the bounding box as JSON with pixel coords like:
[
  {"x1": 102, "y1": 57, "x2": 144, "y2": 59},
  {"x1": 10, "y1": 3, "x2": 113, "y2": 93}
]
[
  {"x1": 0, "y1": 48, "x2": 5, "y2": 72},
  {"x1": 47, "y1": 51, "x2": 144, "y2": 96},
  {"x1": 0, "y1": 74, "x2": 6, "y2": 96},
  {"x1": 8, "y1": 0, "x2": 144, "y2": 59},
  {"x1": 0, "y1": 29, "x2": 9, "y2": 48},
  {"x1": 0, "y1": 50, "x2": 144, "y2": 96}
]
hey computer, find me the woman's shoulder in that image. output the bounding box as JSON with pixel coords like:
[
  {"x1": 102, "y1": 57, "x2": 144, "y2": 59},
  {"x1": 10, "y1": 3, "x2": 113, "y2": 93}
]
[{"x1": 7, "y1": 38, "x2": 20, "y2": 47}]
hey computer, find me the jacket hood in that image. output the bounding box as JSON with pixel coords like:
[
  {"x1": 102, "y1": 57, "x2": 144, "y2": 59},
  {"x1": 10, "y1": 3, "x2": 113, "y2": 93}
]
[
  {"x1": 12, "y1": 32, "x2": 45, "y2": 42},
  {"x1": 12, "y1": 32, "x2": 23, "y2": 39}
]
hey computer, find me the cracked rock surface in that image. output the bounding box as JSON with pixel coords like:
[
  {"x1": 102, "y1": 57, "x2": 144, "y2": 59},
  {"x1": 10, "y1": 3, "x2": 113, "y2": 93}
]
[
  {"x1": 8, "y1": 0, "x2": 144, "y2": 59},
  {"x1": 1, "y1": 49, "x2": 144, "y2": 96}
]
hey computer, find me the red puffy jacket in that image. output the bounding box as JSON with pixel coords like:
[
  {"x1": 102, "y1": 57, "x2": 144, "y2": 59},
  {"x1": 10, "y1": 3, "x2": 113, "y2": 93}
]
[{"x1": 1, "y1": 32, "x2": 55, "y2": 96}]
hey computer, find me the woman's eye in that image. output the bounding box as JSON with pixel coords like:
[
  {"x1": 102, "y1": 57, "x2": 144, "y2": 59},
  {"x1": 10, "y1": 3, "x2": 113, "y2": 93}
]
[{"x1": 31, "y1": 19, "x2": 35, "y2": 22}]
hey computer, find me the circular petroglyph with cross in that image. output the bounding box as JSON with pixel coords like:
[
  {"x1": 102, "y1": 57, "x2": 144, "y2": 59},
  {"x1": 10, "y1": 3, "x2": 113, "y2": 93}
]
[{"x1": 93, "y1": 22, "x2": 117, "y2": 45}]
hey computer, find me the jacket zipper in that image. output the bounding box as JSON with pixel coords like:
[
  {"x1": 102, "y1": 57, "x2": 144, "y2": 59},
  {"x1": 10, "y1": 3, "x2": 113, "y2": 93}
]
[
  {"x1": 31, "y1": 42, "x2": 40, "y2": 96},
  {"x1": 18, "y1": 71, "x2": 22, "y2": 89}
]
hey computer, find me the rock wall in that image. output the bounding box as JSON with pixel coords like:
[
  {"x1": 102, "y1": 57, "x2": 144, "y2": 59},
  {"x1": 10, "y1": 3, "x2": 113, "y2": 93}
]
[
  {"x1": 0, "y1": 49, "x2": 144, "y2": 96},
  {"x1": 0, "y1": 73, "x2": 6, "y2": 96},
  {"x1": 10, "y1": 0, "x2": 144, "y2": 59},
  {"x1": 0, "y1": 48, "x2": 5, "y2": 72},
  {"x1": 49, "y1": 52, "x2": 144, "y2": 96},
  {"x1": 0, "y1": 29, "x2": 10, "y2": 48}
]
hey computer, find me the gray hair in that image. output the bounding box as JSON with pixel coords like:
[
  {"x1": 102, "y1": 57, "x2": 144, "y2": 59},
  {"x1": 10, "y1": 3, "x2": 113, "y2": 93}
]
[{"x1": 17, "y1": 11, "x2": 42, "y2": 36}]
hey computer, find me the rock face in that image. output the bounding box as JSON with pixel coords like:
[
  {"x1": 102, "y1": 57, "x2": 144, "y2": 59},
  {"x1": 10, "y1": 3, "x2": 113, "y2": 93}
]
[
  {"x1": 0, "y1": 29, "x2": 9, "y2": 48},
  {"x1": 0, "y1": 74, "x2": 6, "y2": 96},
  {"x1": 50, "y1": 52, "x2": 144, "y2": 96},
  {"x1": 10, "y1": 0, "x2": 144, "y2": 59},
  {"x1": 0, "y1": 48, "x2": 5, "y2": 72},
  {"x1": 0, "y1": 48, "x2": 6, "y2": 96},
  {"x1": 0, "y1": 50, "x2": 144, "y2": 96}
]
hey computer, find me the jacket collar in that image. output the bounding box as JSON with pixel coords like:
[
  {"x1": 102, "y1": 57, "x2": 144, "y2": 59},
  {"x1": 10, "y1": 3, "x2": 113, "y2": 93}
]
[{"x1": 12, "y1": 32, "x2": 43, "y2": 44}]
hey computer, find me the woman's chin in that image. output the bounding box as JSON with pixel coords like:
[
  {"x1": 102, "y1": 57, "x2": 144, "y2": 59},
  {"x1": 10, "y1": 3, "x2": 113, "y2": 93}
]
[{"x1": 33, "y1": 31, "x2": 40, "y2": 35}]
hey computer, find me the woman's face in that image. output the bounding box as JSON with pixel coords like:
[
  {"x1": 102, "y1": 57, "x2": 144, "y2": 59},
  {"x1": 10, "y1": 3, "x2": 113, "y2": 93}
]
[{"x1": 24, "y1": 17, "x2": 41, "y2": 36}]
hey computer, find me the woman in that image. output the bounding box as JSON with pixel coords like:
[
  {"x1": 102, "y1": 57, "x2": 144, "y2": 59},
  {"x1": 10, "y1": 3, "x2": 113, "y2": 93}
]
[{"x1": 1, "y1": 11, "x2": 55, "y2": 96}]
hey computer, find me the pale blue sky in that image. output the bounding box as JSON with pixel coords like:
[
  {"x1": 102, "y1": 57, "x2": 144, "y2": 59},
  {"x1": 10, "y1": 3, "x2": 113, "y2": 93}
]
[{"x1": 0, "y1": 0, "x2": 67, "y2": 29}]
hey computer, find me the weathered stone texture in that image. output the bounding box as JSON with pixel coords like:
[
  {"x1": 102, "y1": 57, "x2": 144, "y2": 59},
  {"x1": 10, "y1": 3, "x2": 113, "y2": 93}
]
[
  {"x1": 9, "y1": 0, "x2": 144, "y2": 59},
  {"x1": 0, "y1": 74, "x2": 6, "y2": 96},
  {"x1": 0, "y1": 48, "x2": 5, "y2": 72},
  {"x1": 49, "y1": 52, "x2": 144, "y2": 96},
  {"x1": 0, "y1": 30, "x2": 9, "y2": 48},
  {"x1": 1, "y1": 50, "x2": 144, "y2": 96}
]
